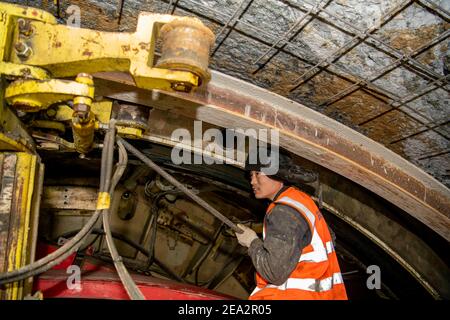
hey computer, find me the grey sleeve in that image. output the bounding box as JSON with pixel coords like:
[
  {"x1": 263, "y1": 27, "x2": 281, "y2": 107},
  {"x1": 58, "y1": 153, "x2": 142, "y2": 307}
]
[{"x1": 248, "y1": 204, "x2": 312, "y2": 286}]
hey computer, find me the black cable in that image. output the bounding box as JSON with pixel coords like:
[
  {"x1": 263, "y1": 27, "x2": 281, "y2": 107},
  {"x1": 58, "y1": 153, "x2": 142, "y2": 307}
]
[{"x1": 78, "y1": 233, "x2": 102, "y2": 252}]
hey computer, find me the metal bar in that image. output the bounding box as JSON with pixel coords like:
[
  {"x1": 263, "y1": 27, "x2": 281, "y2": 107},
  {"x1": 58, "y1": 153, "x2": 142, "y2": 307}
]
[
  {"x1": 211, "y1": 0, "x2": 254, "y2": 56},
  {"x1": 214, "y1": 0, "x2": 250, "y2": 41},
  {"x1": 290, "y1": 0, "x2": 414, "y2": 90},
  {"x1": 411, "y1": 28, "x2": 450, "y2": 57},
  {"x1": 417, "y1": 150, "x2": 450, "y2": 161},
  {"x1": 252, "y1": 0, "x2": 328, "y2": 66},
  {"x1": 358, "y1": 75, "x2": 450, "y2": 126},
  {"x1": 389, "y1": 120, "x2": 450, "y2": 145},
  {"x1": 170, "y1": 0, "x2": 181, "y2": 15},
  {"x1": 324, "y1": 90, "x2": 450, "y2": 143},
  {"x1": 55, "y1": 0, "x2": 60, "y2": 18},
  {"x1": 392, "y1": 106, "x2": 450, "y2": 142},
  {"x1": 174, "y1": 0, "x2": 440, "y2": 94},
  {"x1": 117, "y1": 137, "x2": 243, "y2": 233},
  {"x1": 165, "y1": 0, "x2": 174, "y2": 14},
  {"x1": 417, "y1": 0, "x2": 450, "y2": 21},
  {"x1": 117, "y1": 0, "x2": 125, "y2": 25},
  {"x1": 161, "y1": 0, "x2": 448, "y2": 144},
  {"x1": 329, "y1": 0, "x2": 448, "y2": 82}
]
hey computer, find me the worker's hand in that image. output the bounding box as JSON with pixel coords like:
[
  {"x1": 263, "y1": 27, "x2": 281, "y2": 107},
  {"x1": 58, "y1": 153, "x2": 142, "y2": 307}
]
[{"x1": 235, "y1": 224, "x2": 258, "y2": 248}]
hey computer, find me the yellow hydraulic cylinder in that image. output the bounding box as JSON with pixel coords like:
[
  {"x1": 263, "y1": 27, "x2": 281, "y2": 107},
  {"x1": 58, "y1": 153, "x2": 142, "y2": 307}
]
[
  {"x1": 71, "y1": 73, "x2": 95, "y2": 154},
  {"x1": 72, "y1": 112, "x2": 95, "y2": 154}
]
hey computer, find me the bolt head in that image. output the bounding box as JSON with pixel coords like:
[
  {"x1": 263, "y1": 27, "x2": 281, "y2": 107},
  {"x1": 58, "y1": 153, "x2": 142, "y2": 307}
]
[
  {"x1": 74, "y1": 103, "x2": 89, "y2": 113},
  {"x1": 14, "y1": 42, "x2": 26, "y2": 52},
  {"x1": 14, "y1": 42, "x2": 32, "y2": 59},
  {"x1": 171, "y1": 82, "x2": 192, "y2": 93},
  {"x1": 77, "y1": 73, "x2": 93, "y2": 79},
  {"x1": 46, "y1": 108, "x2": 57, "y2": 117}
]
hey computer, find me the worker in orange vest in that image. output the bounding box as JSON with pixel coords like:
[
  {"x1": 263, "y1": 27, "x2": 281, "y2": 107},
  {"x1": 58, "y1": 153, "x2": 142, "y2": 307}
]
[{"x1": 235, "y1": 147, "x2": 348, "y2": 300}]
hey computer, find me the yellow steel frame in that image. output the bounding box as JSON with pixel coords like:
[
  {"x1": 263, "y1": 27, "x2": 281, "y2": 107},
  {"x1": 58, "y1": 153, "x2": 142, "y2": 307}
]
[
  {"x1": 5, "y1": 78, "x2": 94, "y2": 111},
  {"x1": 0, "y1": 2, "x2": 55, "y2": 79},
  {"x1": 0, "y1": 77, "x2": 36, "y2": 152},
  {"x1": 1, "y1": 2, "x2": 205, "y2": 91},
  {"x1": 0, "y1": 2, "x2": 213, "y2": 148},
  {"x1": 0, "y1": 152, "x2": 40, "y2": 300}
]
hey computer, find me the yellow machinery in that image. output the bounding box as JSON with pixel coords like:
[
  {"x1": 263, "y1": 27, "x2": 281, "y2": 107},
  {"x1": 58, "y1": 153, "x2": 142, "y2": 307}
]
[{"x1": 0, "y1": 2, "x2": 214, "y2": 299}]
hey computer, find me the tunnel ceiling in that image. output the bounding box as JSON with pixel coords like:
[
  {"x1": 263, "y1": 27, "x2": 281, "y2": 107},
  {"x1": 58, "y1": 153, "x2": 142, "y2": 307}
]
[{"x1": 11, "y1": 0, "x2": 450, "y2": 187}]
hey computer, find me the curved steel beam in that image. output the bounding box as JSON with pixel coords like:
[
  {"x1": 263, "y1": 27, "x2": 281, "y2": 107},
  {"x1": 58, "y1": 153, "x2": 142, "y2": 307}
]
[{"x1": 94, "y1": 70, "x2": 450, "y2": 241}]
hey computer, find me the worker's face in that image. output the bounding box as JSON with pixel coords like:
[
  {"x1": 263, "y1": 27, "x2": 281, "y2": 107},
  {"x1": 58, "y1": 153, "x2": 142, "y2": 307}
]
[{"x1": 250, "y1": 171, "x2": 283, "y2": 200}]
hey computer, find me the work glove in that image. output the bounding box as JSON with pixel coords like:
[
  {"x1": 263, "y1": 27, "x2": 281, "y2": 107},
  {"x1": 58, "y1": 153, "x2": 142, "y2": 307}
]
[{"x1": 235, "y1": 224, "x2": 258, "y2": 248}]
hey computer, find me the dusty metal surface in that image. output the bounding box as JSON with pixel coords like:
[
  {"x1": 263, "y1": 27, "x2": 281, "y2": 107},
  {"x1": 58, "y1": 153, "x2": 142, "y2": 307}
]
[
  {"x1": 41, "y1": 186, "x2": 99, "y2": 211},
  {"x1": 95, "y1": 70, "x2": 450, "y2": 242}
]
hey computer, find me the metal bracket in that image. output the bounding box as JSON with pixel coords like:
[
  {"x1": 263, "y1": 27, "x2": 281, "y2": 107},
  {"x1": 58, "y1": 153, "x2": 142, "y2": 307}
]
[{"x1": 1, "y1": 2, "x2": 215, "y2": 92}]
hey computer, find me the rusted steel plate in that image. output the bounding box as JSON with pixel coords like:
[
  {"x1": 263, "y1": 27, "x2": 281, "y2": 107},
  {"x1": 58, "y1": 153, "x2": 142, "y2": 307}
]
[
  {"x1": 94, "y1": 71, "x2": 450, "y2": 241},
  {"x1": 41, "y1": 186, "x2": 98, "y2": 211}
]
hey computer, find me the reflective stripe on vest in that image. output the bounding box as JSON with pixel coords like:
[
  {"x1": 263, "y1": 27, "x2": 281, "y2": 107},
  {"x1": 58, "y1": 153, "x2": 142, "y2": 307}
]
[
  {"x1": 277, "y1": 196, "x2": 316, "y2": 227},
  {"x1": 252, "y1": 272, "x2": 344, "y2": 294},
  {"x1": 299, "y1": 237, "x2": 335, "y2": 263},
  {"x1": 276, "y1": 196, "x2": 334, "y2": 263}
]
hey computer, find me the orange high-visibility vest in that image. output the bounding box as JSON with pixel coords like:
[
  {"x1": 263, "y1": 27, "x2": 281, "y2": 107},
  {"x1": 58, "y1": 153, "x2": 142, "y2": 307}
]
[{"x1": 249, "y1": 186, "x2": 348, "y2": 300}]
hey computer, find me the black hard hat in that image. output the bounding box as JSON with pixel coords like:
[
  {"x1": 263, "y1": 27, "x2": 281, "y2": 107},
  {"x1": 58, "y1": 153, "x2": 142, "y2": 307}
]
[{"x1": 244, "y1": 145, "x2": 318, "y2": 184}]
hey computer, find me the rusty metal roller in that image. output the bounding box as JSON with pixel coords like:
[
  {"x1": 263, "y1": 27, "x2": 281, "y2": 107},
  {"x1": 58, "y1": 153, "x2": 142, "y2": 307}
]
[{"x1": 156, "y1": 17, "x2": 215, "y2": 87}]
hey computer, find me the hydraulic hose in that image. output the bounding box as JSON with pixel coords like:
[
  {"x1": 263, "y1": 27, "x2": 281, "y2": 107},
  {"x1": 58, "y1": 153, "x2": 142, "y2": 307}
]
[{"x1": 101, "y1": 125, "x2": 145, "y2": 300}]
